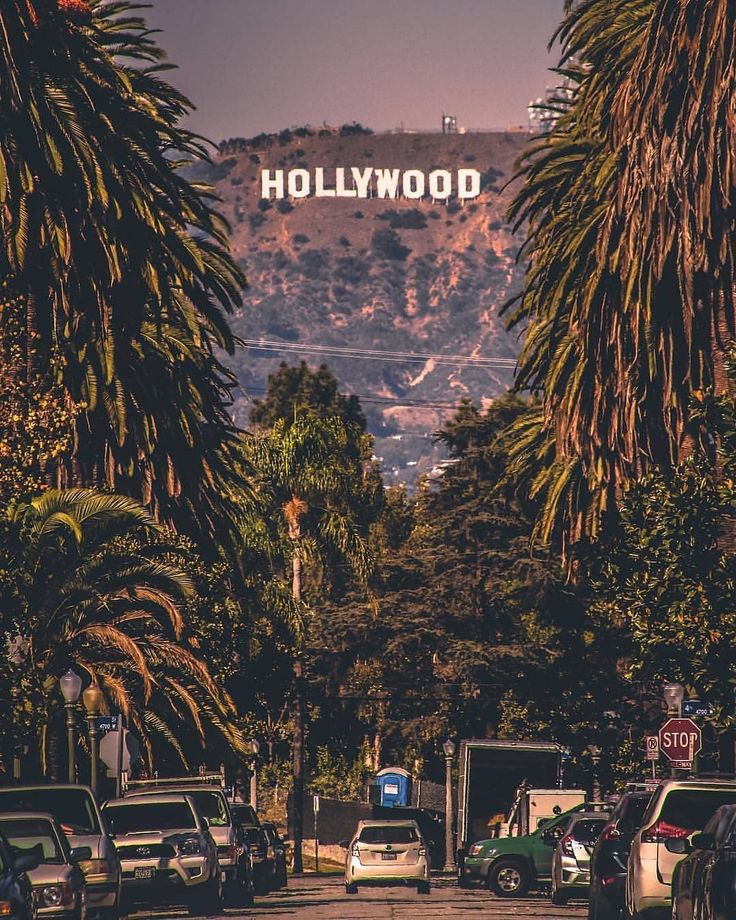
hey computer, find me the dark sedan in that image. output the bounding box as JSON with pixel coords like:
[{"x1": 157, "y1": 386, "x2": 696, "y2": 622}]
[
  {"x1": 671, "y1": 803, "x2": 736, "y2": 920},
  {"x1": 587, "y1": 790, "x2": 653, "y2": 920},
  {"x1": 261, "y1": 823, "x2": 287, "y2": 889},
  {"x1": 0, "y1": 828, "x2": 38, "y2": 920}
]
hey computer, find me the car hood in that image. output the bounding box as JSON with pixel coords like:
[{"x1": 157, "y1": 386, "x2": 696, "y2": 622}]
[{"x1": 26, "y1": 864, "x2": 74, "y2": 886}]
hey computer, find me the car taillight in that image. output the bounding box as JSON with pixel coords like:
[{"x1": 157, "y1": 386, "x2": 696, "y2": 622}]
[
  {"x1": 0, "y1": 901, "x2": 12, "y2": 916},
  {"x1": 640, "y1": 821, "x2": 692, "y2": 843},
  {"x1": 418, "y1": 846, "x2": 427, "y2": 856},
  {"x1": 600, "y1": 876, "x2": 618, "y2": 887},
  {"x1": 560, "y1": 834, "x2": 575, "y2": 857},
  {"x1": 599, "y1": 824, "x2": 621, "y2": 841},
  {"x1": 351, "y1": 844, "x2": 360, "y2": 857},
  {"x1": 267, "y1": 845, "x2": 275, "y2": 859}
]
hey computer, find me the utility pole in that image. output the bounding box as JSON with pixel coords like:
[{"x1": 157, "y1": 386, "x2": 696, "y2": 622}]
[{"x1": 292, "y1": 659, "x2": 304, "y2": 873}]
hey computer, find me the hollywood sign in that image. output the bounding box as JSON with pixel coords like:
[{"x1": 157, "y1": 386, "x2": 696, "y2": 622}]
[{"x1": 260, "y1": 167, "x2": 482, "y2": 201}]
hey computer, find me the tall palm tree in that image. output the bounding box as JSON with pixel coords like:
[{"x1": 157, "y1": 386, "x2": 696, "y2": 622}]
[
  {"x1": 0, "y1": 0, "x2": 247, "y2": 556},
  {"x1": 507, "y1": 0, "x2": 735, "y2": 547},
  {"x1": 1, "y1": 489, "x2": 248, "y2": 775},
  {"x1": 243, "y1": 412, "x2": 374, "y2": 872}
]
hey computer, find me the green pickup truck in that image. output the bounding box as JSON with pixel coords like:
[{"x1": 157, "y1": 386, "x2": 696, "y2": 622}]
[{"x1": 459, "y1": 804, "x2": 588, "y2": 897}]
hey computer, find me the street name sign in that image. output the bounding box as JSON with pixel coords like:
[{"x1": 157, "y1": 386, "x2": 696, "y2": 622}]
[
  {"x1": 659, "y1": 718, "x2": 702, "y2": 764},
  {"x1": 95, "y1": 715, "x2": 119, "y2": 732},
  {"x1": 683, "y1": 700, "x2": 712, "y2": 718},
  {"x1": 646, "y1": 736, "x2": 659, "y2": 761}
]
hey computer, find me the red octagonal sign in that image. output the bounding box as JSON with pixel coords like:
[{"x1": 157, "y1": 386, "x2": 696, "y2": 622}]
[{"x1": 659, "y1": 718, "x2": 702, "y2": 763}]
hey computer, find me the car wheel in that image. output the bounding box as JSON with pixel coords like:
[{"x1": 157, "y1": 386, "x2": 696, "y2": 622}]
[
  {"x1": 417, "y1": 880, "x2": 431, "y2": 895},
  {"x1": 188, "y1": 873, "x2": 223, "y2": 917},
  {"x1": 589, "y1": 887, "x2": 622, "y2": 920},
  {"x1": 345, "y1": 882, "x2": 358, "y2": 895},
  {"x1": 487, "y1": 858, "x2": 531, "y2": 898},
  {"x1": 551, "y1": 885, "x2": 569, "y2": 906}
]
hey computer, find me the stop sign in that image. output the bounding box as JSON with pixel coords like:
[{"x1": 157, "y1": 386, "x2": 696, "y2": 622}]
[{"x1": 659, "y1": 718, "x2": 702, "y2": 763}]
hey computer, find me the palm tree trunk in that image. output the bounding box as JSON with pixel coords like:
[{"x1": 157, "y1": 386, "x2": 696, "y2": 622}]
[{"x1": 291, "y1": 545, "x2": 304, "y2": 872}]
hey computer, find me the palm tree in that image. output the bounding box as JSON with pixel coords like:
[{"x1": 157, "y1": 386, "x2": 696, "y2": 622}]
[
  {"x1": 243, "y1": 412, "x2": 374, "y2": 872},
  {"x1": 0, "y1": 0, "x2": 247, "y2": 555},
  {"x1": 507, "y1": 0, "x2": 735, "y2": 547},
  {"x1": 1, "y1": 489, "x2": 248, "y2": 776}
]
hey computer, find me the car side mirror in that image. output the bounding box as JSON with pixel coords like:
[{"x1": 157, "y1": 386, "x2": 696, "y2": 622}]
[
  {"x1": 14, "y1": 850, "x2": 41, "y2": 873},
  {"x1": 665, "y1": 838, "x2": 691, "y2": 855},
  {"x1": 69, "y1": 846, "x2": 92, "y2": 863},
  {"x1": 338, "y1": 840, "x2": 348, "y2": 849},
  {"x1": 691, "y1": 832, "x2": 715, "y2": 851}
]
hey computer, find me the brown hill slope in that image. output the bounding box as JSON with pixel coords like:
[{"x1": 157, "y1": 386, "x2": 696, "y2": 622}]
[{"x1": 196, "y1": 127, "x2": 530, "y2": 481}]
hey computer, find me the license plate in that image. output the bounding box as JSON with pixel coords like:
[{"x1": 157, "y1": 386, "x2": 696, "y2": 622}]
[
  {"x1": 382, "y1": 853, "x2": 397, "y2": 861},
  {"x1": 134, "y1": 867, "x2": 154, "y2": 880}
]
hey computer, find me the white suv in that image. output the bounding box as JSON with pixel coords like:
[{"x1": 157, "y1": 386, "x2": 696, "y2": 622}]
[
  {"x1": 626, "y1": 779, "x2": 736, "y2": 918},
  {"x1": 343, "y1": 820, "x2": 430, "y2": 895}
]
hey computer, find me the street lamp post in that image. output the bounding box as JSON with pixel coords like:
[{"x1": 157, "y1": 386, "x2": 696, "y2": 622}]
[
  {"x1": 588, "y1": 744, "x2": 602, "y2": 804},
  {"x1": 60, "y1": 670, "x2": 82, "y2": 783},
  {"x1": 83, "y1": 684, "x2": 103, "y2": 795},
  {"x1": 250, "y1": 739, "x2": 260, "y2": 813},
  {"x1": 442, "y1": 738, "x2": 456, "y2": 870},
  {"x1": 663, "y1": 682, "x2": 685, "y2": 717}
]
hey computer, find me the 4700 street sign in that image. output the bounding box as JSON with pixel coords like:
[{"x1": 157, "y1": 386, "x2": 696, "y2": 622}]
[{"x1": 659, "y1": 718, "x2": 702, "y2": 764}]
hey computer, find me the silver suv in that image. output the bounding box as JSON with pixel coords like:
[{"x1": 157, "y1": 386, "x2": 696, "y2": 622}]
[
  {"x1": 103, "y1": 793, "x2": 219, "y2": 916},
  {"x1": 550, "y1": 811, "x2": 608, "y2": 905}
]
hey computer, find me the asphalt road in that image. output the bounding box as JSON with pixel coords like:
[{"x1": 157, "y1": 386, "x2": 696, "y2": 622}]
[{"x1": 146, "y1": 875, "x2": 590, "y2": 919}]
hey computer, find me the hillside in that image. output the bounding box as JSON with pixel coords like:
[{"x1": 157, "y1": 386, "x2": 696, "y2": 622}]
[{"x1": 194, "y1": 126, "x2": 531, "y2": 482}]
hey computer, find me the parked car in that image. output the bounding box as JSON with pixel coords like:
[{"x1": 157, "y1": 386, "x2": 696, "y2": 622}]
[
  {"x1": 123, "y1": 782, "x2": 253, "y2": 905},
  {"x1": 670, "y1": 803, "x2": 736, "y2": 920},
  {"x1": 0, "y1": 814, "x2": 90, "y2": 920},
  {"x1": 626, "y1": 780, "x2": 736, "y2": 918},
  {"x1": 0, "y1": 785, "x2": 121, "y2": 920},
  {"x1": 587, "y1": 789, "x2": 653, "y2": 920},
  {"x1": 261, "y1": 823, "x2": 287, "y2": 889},
  {"x1": 229, "y1": 804, "x2": 259, "y2": 828},
  {"x1": 239, "y1": 826, "x2": 271, "y2": 893},
  {"x1": 0, "y1": 827, "x2": 38, "y2": 920},
  {"x1": 342, "y1": 819, "x2": 430, "y2": 895},
  {"x1": 102, "y1": 793, "x2": 220, "y2": 916},
  {"x1": 550, "y1": 811, "x2": 609, "y2": 905},
  {"x1": 460, "y1": 802, "x2": 589, "y2": 897}
]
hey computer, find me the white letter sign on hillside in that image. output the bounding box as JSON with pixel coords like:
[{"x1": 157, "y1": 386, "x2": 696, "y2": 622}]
[{"x1": 259, "y1": 167, "x2": 482, "y2": 201}]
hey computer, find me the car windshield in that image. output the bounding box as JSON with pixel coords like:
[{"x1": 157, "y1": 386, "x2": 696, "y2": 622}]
[
  {"x1": 0, "y1": 788, "x2": 100, "y2": 835},
  {"x1": 619, "y1": 795, "x2": 651, "y2": 830},
  {"x1": 242, "y1": 828, "x2": 264, "y2": 846},
  {"x1": 659, "y1": 790, "x2": 736, "y2": 832},
  {"x1": 359, "y1": 825, "x2": 418, "y2": 844},
  {"x1": 104, "y1": 802, "x2": 195, "y2": 834},
  {"x1": 188, "y1": 792, "x2": 229, "y2": 827},
  {"x1": 232, "y1": 805, "x2": 258, "y2": 826},
  {"x1": 0, "y1": 818, "x2": 64, "y2": 864}
]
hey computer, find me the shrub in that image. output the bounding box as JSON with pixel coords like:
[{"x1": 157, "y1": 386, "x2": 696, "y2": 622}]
[
  {"x1": 339, "y1": 236, "x2": 351, "y2": 248},
  {"x1": 276, "y1": 200, "x2": 294, "y2": 214},
  {"x1": 293, "y1": 233, "x2": 310, "y2": 245},
  {"x1": 353, "y1": 210, "x2": 364, "y2": 219},
  {"x1": 376, "y1": 209, "x2": 427, "y2": 230},
  {"x1": 249, "y1": 153, "x2": 261, "y2": 164},
  {"x1": 249, "y1": 212, "x2": 267, "y2": 231},
  {"x1": 258, "y1": 199, "x2": 272, "y2": 212},
  {"x1": 372, "y1": 228, "x2": 410, "y2": 261}
]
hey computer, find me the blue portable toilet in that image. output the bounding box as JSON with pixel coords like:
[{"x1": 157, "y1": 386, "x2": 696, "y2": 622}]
[{"x1": 375, "y1": 767, "x2": 412, "y2": 807}]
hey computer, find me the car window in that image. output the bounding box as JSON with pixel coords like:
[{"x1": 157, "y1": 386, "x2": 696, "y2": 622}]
[
  {"x1": 0, "y1": 818, "x2": 64, "y2": 864},
  {"x1": 570, "y1": 819, "x2": 607, "y2": 843},
  {"x1": 242, "y1": 827, "x2": 264, "y2": 846},
  {"x1": 231, "y1": 805, "x2": 258, "y2": 826},
  {"x1": 618, "y1": 795, "x2": 651, "y2": 831},
  {"x1": 358, "y1": 825, "x2": 418, "y2": 844},
  {"x1": 103, "y1": 802, "x2": 196, "y2": 834},
  {"x1": 660, "y1": 790, "x2": 736, "y2": 832},
  {"x1": 188, "y1": 792, "x2": 230, "y2": 827},
  {"x1": 0, "y1": 788, "x2": 100, "y2": 835}
]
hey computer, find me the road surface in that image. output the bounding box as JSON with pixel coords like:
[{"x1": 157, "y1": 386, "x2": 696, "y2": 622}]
[{"x1": 147, "y1": 874, "x2": 589, "y2": 919}]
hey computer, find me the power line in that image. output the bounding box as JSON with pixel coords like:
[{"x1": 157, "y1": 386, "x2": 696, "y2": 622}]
[{"x1": 242, "y1": 338, "x2": 517, "y2": 369}]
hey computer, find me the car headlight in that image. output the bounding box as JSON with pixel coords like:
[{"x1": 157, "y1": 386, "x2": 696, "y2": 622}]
[
  {"x1": 80, "y1": 858, "x2": 112, "y2": 875},
  {"x1": 178, "y1": 837, "x2": 204, "y2": 856},
  {"x1": 468, "y1": 844, "x2": 495, "y2": 857},
  {"x1": 38, "y1": 884, "x2": 73, "y2": 908}
]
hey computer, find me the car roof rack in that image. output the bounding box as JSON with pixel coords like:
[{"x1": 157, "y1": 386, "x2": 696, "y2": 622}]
[{"x1": 122, "y1": 766, "x2": 225, "y2": 794}]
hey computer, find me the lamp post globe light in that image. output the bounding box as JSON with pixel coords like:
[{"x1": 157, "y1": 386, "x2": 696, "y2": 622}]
[
  {"x1": 663, "y1": 682, "x2": 685, "y2": 717},
  {"x1": 83, "y1": 684, "x2": 103, "y2": 795},
  {"x1": 250, "y1": 739, "x2": 260, "y2": 812},
  {"x1": 442, "y1": 738, "x2": 456, "y2": 870},
  {"x1": 60, "y1": 670, "x2": 82, "y2": 783}
]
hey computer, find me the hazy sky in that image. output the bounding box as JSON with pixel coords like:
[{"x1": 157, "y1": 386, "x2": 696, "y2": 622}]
[{"x1": 144, "y1": 0, "x2": 566, "y2": 142}]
